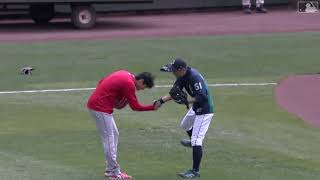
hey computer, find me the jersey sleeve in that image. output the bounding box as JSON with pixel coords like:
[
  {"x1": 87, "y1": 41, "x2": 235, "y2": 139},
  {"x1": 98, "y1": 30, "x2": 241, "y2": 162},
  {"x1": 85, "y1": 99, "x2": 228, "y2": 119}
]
[
  {"x1": 191, "y1": 75, "x2": 208, "y2": 103},
  {"x1": 125, "y1": 83, "x2": 155, "y2": 111}
]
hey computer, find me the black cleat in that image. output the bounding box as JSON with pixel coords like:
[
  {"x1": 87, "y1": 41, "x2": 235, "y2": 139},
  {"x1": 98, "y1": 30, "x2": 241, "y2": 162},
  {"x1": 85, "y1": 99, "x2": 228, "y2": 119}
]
[
  {"x1": 256, "y1": 5, "x2": 268, "y2": 13},
  {"x1": 178, "y1": 169, "x2": 200, "y2": 179},
  {"x1": 243, "y1": 5, "x2": 252, "y2": 14}
]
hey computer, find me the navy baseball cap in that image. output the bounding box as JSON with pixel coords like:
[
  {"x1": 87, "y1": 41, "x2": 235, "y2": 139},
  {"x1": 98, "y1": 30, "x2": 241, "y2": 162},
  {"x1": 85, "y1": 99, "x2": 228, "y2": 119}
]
[{"x1": 160, "y1": 58, "x2": 187, "y2": 72}]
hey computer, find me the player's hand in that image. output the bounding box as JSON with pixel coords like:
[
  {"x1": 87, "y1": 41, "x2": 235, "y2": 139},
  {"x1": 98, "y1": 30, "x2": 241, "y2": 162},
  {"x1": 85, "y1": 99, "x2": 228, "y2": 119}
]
[{"x1": 153, "y1": 99, "x2": 162, "y2": 110}]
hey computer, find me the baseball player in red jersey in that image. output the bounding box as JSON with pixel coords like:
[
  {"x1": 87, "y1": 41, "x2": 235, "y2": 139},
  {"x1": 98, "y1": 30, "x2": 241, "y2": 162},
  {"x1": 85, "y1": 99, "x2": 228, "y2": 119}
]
[{"x1": 87, "y1": 70, "x2": 158, "y2": 180}]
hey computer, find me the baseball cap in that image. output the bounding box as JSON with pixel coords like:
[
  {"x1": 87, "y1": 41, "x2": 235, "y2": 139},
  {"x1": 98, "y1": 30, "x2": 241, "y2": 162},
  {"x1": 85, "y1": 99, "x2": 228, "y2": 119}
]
[{"x1": 160, "y1": 58, "x2": 187, "y2": 72}]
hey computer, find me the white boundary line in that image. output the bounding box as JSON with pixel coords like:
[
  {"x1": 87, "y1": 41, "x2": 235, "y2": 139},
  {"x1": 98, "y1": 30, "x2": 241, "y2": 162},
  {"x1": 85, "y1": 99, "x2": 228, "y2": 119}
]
[{"x1": 0, "y1": 83, "x2": 276, "y2": 95}]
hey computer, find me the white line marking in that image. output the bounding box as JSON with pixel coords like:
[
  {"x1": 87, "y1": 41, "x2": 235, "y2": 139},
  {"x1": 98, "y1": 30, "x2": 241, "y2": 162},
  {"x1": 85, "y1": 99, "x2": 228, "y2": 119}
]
[
  {"x1": 206, "y1": 83, "x2": 277, "y2": 87},
  {"x1": 0, "y1": 88, "x2": 96, "y2": 95},
  {"x1": 0, "y1": 83, "x2": 276, "y2": 95}
]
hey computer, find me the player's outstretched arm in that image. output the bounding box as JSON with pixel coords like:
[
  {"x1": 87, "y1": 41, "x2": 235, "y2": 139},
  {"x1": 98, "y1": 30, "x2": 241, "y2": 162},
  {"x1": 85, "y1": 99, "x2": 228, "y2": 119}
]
[
  {"x1": 125, "y1": 85, "x2": 155, "y2": 111},
  {"x1": 153, "y1": 94, "x2": 172, "y2": 109}
]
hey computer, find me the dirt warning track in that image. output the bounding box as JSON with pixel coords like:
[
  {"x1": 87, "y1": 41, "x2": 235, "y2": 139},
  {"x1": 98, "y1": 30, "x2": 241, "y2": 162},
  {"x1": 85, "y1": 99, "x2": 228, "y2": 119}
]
[{"x1": 0, "y1": 9, "x2": 319, "y2": 42}]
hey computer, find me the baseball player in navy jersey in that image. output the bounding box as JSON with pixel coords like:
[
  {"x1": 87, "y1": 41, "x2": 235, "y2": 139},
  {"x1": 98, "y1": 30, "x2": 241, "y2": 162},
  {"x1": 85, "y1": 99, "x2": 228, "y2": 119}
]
[{"x1": 154, "y1": 58, "x2": 214, "y2": 178}]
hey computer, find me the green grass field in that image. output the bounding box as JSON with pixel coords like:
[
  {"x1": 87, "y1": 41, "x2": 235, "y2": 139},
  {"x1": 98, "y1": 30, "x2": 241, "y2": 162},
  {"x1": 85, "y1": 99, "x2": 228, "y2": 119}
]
[{"x1": 1, "y1": 32, "x2": 320, "y2": 180}]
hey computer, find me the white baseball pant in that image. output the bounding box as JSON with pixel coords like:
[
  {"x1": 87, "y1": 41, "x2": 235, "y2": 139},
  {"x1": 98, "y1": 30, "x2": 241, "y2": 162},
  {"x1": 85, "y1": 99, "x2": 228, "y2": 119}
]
[
  {"x1": 242, "y1": 0, "x2": 265, "y2": 7},
  {"x1": 181, "y1": 108, "x2": 214, "y2": 146}
]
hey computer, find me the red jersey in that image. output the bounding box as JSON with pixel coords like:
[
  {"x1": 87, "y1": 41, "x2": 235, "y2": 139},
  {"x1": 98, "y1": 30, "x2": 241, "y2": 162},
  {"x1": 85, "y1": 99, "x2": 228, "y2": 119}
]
[{"x1": 87, "y1": 70, "x2": 155, "y2": 114}]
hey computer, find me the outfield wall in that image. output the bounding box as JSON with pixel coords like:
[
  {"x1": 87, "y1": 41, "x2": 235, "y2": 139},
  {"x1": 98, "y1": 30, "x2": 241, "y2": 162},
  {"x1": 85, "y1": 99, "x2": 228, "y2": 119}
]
[
  {"x1": 90, "y1": 0, "x2": 289, "y2": 12},
  {"x1": 0, "y1": 0, "x2": 290, "y2": 15}
]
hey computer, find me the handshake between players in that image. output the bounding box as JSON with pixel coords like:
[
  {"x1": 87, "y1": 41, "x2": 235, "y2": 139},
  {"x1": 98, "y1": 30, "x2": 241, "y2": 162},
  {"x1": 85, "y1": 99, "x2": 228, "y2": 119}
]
[{"x1": 87, "y1": 58, "x2": 214, "y2": 179}]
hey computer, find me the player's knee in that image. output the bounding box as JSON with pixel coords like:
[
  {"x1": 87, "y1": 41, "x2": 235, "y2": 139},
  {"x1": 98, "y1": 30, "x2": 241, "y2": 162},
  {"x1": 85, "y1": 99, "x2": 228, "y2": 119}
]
[
  {"x1": 181, "y1": 122, "x2": 191, "y2": 131},
  {"x1": 181, "y1": 122, "x2": 187, "y2": 130},
  {"x1": 191, "y1": 137, "x2": 203, "y2": 146},
  {"x1": 114, "y1": 131, "x2": 119, "y2": 138}
]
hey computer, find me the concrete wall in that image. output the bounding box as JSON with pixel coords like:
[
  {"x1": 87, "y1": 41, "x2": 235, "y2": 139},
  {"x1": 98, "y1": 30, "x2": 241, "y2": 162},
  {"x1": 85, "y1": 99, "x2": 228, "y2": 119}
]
[
  {"x1": 1, "y1": 0, "x2": 289, "y2": 13},
  {"x1": 0, "y1": 0, "x2": 151, "y2": 3},
  {"x1": 92, "y1": 0, "x2": 289, "y2": 12}
]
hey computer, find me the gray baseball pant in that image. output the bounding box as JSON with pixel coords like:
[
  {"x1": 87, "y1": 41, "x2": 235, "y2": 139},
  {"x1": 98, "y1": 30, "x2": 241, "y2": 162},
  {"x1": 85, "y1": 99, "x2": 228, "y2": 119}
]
[{"x1": 89, "y1": 109, "x2": 120, "y2": 175}]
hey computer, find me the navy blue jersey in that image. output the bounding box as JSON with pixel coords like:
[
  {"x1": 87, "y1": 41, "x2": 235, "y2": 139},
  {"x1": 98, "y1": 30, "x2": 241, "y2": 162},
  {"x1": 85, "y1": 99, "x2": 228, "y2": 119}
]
[{"x1": 174, "y1": 67, "x2": 214, "y2": 115}]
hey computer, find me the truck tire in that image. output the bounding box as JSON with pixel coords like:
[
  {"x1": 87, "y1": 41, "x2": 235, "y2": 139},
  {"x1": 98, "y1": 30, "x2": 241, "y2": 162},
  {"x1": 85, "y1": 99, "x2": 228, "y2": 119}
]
[
  {"x1": 71, "y1": 5, "x2": 96, "y2": 29},
  {"x1": 30, "y1": 4, "x2": 54, "y2": 24}
]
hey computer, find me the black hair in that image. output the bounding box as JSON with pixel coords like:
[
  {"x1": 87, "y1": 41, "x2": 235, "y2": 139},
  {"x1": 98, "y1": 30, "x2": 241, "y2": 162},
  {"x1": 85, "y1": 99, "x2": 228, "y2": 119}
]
[{"x1": 135, "y1": 72, "x2": 155, "y2": 88}]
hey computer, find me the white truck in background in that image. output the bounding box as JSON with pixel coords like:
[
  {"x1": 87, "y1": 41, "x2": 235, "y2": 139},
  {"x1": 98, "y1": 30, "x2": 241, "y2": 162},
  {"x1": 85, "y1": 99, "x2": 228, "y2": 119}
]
[{"x1": 0, "y1": 0, "x2": 152, "y2": 29}]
